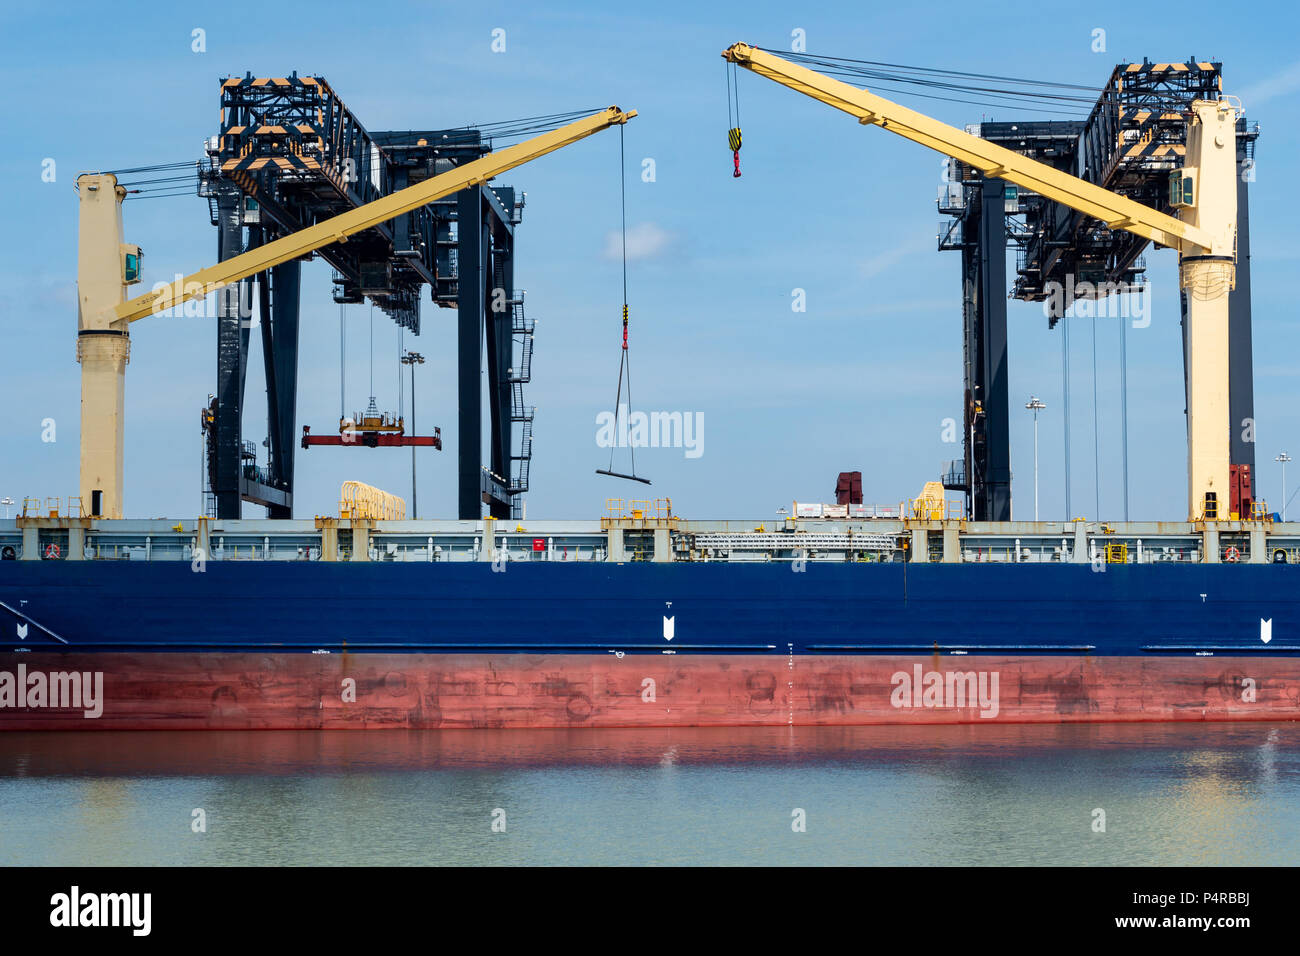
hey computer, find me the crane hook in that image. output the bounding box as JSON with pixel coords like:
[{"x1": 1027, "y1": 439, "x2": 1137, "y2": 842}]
[{"x1": 728, "y1": 127, "x2": 742, "y2": 178}]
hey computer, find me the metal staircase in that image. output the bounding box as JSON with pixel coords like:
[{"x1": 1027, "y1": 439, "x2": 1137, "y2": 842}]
[{"x1": 508, "y1": 297, "x2": 536, "y2": 519}]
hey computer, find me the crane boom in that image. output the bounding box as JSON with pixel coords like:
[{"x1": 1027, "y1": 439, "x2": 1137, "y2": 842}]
[
  {"x1": 722, "y1": 44, "x2": 1212, "y2": 254},
  {"x1": 724, "y1": 42, "x2": 1241, "y2": 523},
  {"x1": 112, "y1": 106, "x2": 637, "y2": 324},
  {"x1": 77, "y1": 105, "x2": 636, "y2": 519}
]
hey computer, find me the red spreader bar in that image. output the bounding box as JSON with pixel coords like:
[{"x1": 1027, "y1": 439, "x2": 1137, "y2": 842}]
[{"x1": 301, "y1": 425, "x2": 442, "y2": 449}]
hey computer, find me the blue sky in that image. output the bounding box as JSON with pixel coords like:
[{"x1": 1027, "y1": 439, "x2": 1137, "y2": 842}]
[{"x1": 1, "y1": 0, "x2": 1297, "y2": 521}]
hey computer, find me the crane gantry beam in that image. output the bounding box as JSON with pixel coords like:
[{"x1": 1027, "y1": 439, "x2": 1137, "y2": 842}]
[{"x1": 77, "y1": 106, "x2": 636, "y2": 519}]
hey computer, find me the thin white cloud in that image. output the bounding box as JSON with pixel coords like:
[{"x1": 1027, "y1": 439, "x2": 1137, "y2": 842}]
[
  {"x1": 860, "y1": 298, "x2": 950, "y2": 316},
  {"x1": 603, "y1": 222, "x2": 674, "y2": 261},
  {"x1": 1236, "y1": 61, "x2": 1300, "y2": 109},
  {"x1": 860, "y1": 237, "x2": 932, "y2": 278}
]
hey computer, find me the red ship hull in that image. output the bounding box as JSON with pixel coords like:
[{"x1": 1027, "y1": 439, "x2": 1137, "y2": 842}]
[{"x1": 2, "y1": 651, "x2": 1298, "y2": 730}]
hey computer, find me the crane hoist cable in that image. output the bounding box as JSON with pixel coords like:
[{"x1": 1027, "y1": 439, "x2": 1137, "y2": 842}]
[
  {"x1": 726, "y1": 60, "x2": 742, "y2": 177},
  {"x1": 596, "y1": 124, "x2": 651, "y2": 486},
  {"x1": 328, "y1": 301, "x2": 403, "y2": 439}
]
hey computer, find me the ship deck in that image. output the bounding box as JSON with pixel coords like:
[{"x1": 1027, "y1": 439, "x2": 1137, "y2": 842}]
[{"x1": 3, "y1": 515, "x2": 1300, "y2": 566}]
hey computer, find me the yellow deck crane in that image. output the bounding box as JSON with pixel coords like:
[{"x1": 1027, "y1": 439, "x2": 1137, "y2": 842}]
[
  {"x1": 76, "y1": 106, "x2": 636, "y2": 519},
  {"x1": 723, "y1": 42, "x2": 1239, "y2": 522}
]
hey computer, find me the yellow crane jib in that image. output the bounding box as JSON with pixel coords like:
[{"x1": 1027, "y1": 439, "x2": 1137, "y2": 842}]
[
  {"x1": 721, "y1": 44, "x2": 1215, "y2": 253},
  {"x1": 111, "y1": 106, "x2": 636, "y2": 324},
  {"x1": 722, "y1": 42, "x2": 1239, "y2": 521},
  {"x1": 76, "y1": 105, "x2": 636, "y2": 519}
]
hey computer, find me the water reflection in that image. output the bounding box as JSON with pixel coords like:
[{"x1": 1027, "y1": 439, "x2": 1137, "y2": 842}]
[{"x1": 1, "y1": 723, "x2": 1297, "y2": 866}]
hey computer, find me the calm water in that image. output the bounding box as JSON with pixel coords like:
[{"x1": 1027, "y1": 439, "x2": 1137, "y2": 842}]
[{"x1": 1, "y1": 723, "x2": 1297, "y2": 866}]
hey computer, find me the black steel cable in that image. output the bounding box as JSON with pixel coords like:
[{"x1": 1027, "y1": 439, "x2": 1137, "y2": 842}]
[
  {"x1": 470, "y1": 108, "x2": 602, "y2": 130},
  {"x1": 607, "y1": 349, "x2": 626, "y2": 474},
  {"x1": 1120, "y1": 312, "x2": 1130, "y2": 521},
  {"x1": 726, "y1": 59, "x2": 733, "y2": 130},
  {"x1": 1063, "y1": 314, "x2": 1072, "y2": 519},
  {"x1": 625, "y1": 352, "x2": 636, "y2": 478},
  {"x1": 799, "y1": 61, "x2": 1097, "y2": 102},
  {"x1": 620, "y1": 123, "x2": 635, "y2": 478},
  {"x1": 104, "y1": 160, "x2": 200, "y2": 176},
  {"x1": 1092, "y1": 313, "x2": 1101, "y2": 519},
  {"x1": 117, "y1": 173, "x2": 200, "y2": 188},
  {"x1": 731, "y1": 62, "x2": 741, "y2": 130},
  {"x1": 123, "y1": 189, "x2": 203, "y2": 200},
  {"x1": 851, "y1": 81, "x2": 1089, "y2": 117},
  {"x1": 787, "y1": 63, "x2": 1096, "y2": 111},
  {"x1": 817, "y1": 68, "x2": 1096, "y2": 108},
  {"x1": 620, "y1": 124, "x2": 628, "y2": 306},
  {"x1": 762, "y1": 48, "x2": 1101, "y2": 92},
  {"x1": 459, "y1": 108, "x2": 607, "y2": 145},
  {"x1": 754, "y1": 47, "x2": 1100, "y2": 118},
  {"x1": 1283, "y1": 484, "x2": 1300, "y2": 517},
  {"x1": 605, "y1": 123, "x2": 636, "y2": 478}
]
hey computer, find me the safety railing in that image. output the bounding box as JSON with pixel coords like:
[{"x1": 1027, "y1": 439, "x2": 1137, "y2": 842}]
[
  {"x1": 605, "y1": 498, "x2": 674, "y2": 521},
  {"x1": 20, "y1": 497, "x2": 85, "y2": 518},
  {"x1": 1249, "y1": 500, "x2": 1273, "y2": 522},
  {"x1": 908, "y1": 496, "x2": 960, "y2": 521}
]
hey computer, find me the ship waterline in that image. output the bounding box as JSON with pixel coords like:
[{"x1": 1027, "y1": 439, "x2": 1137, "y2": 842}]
[{"x1": 2, "y1": 651, "x2": 1297, "y2": 730}]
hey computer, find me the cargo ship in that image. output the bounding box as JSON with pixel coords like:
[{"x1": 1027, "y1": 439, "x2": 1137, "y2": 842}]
[
  {"x1": 2, "y1": 501, "x2": 1299, "y2": 730},
  {"x1": 5, "y1": 50, "x2": 1294, "y2": 732}
]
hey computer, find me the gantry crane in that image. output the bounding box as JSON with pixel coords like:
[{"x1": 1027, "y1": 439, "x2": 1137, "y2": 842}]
[
  {"x1": 76, "y1": 106, "x2": 636, "y2": 519},
  {"x1": 724, "y1": 42, "x2": 1239, "y2": 522}
]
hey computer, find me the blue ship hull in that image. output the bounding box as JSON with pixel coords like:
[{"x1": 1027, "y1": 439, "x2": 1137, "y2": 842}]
[
  {"x1": 2, "y1": 562, "x2": 1299, "y2": 729},
  {"x1": 0, "y1": 560, "x2": 1296, "y2": 656}
]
